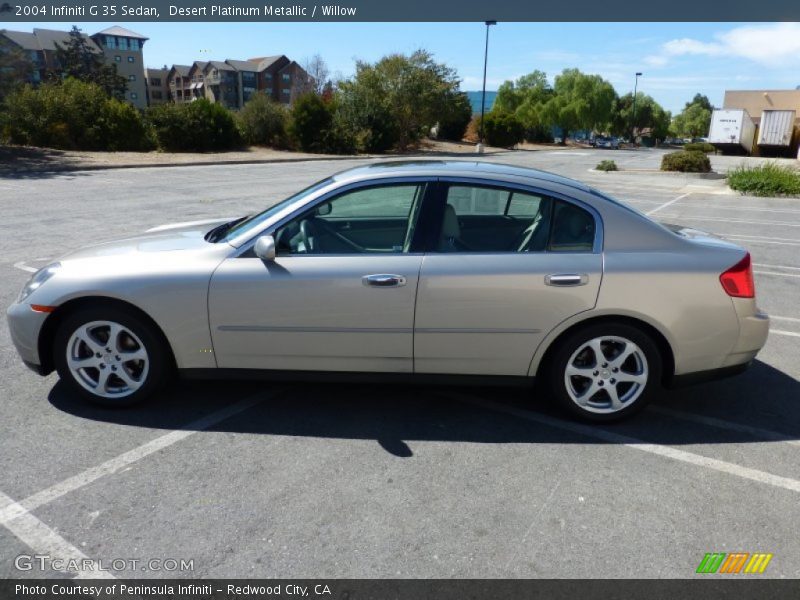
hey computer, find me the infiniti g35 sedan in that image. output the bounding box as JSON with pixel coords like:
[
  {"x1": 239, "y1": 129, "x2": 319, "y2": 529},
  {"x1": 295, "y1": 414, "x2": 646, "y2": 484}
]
[{"x1": 7, "y1": 161, "x2": 769, "y2": 421}]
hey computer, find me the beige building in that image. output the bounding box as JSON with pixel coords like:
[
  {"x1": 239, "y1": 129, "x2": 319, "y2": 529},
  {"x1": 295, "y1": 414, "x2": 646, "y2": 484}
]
[
  {"x1": 0, "y1": 25, "x2": 149, "y2": 109},
  {"x1": 723, "y1": 89, "x2": 800, "y2": 125},
  {"x1": 145, "y1": 67, "x2": 169, "y2": 106}
]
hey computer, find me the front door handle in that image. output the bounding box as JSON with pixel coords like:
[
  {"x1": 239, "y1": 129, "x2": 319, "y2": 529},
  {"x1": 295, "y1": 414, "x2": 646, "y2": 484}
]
[
  {"x1": 545, "y1": 273, "x2": 589, "y2": 287},
  {"x1": 363, "y1": 274, "x2": 407, "y2": 288}
]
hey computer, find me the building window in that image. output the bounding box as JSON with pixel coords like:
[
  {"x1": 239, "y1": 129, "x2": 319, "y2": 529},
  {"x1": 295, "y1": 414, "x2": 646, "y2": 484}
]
[
  {"x1": 152, "y1": 91, "x2": 163, "y2": 99},
  {"x1": 117, "y1": 37, "x2": 128, "y2": 50},
  {"x1": 129, "y1": 75, "x2": 136, "y2": 81},
  {"x1": 105, "y1": 36, "x2": 116, "y2": 49},
  {"x1": 131, "y1": 92, "x2": 138, "y2": 99},
  {"x1": 129, "y1": 39, "x2": 139, "y2": 51},
  {"x1": 265, "y1": 73, "x2": 272, "y2": 80},
  {"x1": 265, "y1": 87, "x2": 273, "y2": 94},
  {"x1": 282, "y1": 88, "x2": 290, "y2": 95},
  {"x1": 151, "y1": 78, "x2": 161, "y2": 86},
  {"x1": 114, "y1": 55, "x2": 121, "y2": 62},
  {"x1": 127, "y1": 56, "x2": 134, "y2": 63},
  {"x1": 281, "y1": 73, "x2": 290, "y2": 82}
]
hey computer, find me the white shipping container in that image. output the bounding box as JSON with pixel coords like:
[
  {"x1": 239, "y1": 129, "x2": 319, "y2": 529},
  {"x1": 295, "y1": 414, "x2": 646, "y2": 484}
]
[
  {"x1": 758, "y1": 110, "x2": 796, "y2": 147},
  {"x1": 708, "y1": 109, "x2": 755, "y2": 153}
]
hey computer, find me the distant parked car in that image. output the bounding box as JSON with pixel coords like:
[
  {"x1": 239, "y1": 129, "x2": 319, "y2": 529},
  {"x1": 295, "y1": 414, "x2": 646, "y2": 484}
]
[
  {"x1": 595, "y1": 136, "x2": 620, "y2": 149},
  {"x1": 8, "y1": 162, "x2": 769, "y2": 421}
]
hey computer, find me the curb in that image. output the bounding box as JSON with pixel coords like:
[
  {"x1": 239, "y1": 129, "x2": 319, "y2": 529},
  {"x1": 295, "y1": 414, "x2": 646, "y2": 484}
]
[
  {"x1": 587, "y1": 168, "x2": 726, "y2": 179},
  {"x1": 0, "y1": 149, "x2": 515, "y2": 175}
]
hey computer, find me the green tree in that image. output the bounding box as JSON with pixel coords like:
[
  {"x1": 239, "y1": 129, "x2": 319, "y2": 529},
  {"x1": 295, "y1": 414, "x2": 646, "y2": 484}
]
[
  {"x1": 540, "y1": 68, "x2": 617, "y2": 143},
  {"x1": 0, "y1": 36, "x2": 34, "y2": 102},
  {"x1": 493, "y1": 70, "x2": 554, "y2": 142},
  {"x1": 238, "y1": 92, "x2": 288, "y2": 147},
  {"x1": 611, "y1": 92, "x2": 671, "y2": 141},
  {"x1": 336, "y1": 49, "x2": 465, "y2": 150},
  {"x1": 670, "y1": 94, "x2": 714, "y2": 138},
  {"x1": 3, "y1": 78, "x2": 152, "y2": 150},
  {"x1": 436, "y1": 90, "x2": 472, "y2": 141},
  {"x1": 147, "y1": 99, "x2": 241, "y2": 152},
  {"x1": 288, "y1": 92, "x2": 333, "y2": 152},
  {"x1": 51, "y1": 26, "x2": 127, "y2": 99}
]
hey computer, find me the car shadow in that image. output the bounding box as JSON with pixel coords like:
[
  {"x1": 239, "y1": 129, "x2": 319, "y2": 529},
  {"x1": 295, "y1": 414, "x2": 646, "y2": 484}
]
[{"x1": 47, "y1": 359, "x2": 800, "y2": 457}]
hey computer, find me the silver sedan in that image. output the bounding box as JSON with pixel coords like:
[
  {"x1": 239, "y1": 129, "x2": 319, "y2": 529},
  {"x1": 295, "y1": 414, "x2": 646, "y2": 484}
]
[{"x1": 7, "y1": 161, "x2": 769, "y2": 421}]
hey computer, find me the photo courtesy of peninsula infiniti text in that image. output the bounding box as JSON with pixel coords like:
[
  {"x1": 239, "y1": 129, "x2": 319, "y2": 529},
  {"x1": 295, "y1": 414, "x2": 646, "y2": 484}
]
[{"x1": 7, "y1": 161, "x2": 769, "y2": 421}]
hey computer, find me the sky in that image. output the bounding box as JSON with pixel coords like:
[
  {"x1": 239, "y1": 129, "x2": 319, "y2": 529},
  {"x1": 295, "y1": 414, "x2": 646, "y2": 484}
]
[{"x1": 14, "y1": 21, "x2": 800, "y2": 114}]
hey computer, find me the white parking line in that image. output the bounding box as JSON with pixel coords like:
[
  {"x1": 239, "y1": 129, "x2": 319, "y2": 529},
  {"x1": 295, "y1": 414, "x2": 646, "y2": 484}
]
[
  {"x1": 771, "y1": 329, "x2": 800, "y2": 338},
  {"x1": 646, "y1": 192, "x2": 691, "y2": 216},
  {"x1": 0, "y1": 490, "x2": 115, "y2": 579},
  {"x1": 649, "y1": 406, "x2": 800, "y2": 447},
  {"x1": 755, "y1": 270, "x2": 800, "y2": 279},
  {"x1": 0, "y1": 390, "x2": 274, "y2": 525},
  {"x1": 658, "y1": 214, "x2": 800, "y2": 227},
  {"x1": 754, "y1": 263, "x2": 800, "y2": 272},
  {"x1": 771, "y1": 315, "x2": 800, "y2": 323},
  {"x1": 13, "y1": 261, "x2": 37, "y2": 273},
  {"x1": 452, "y1": 394, "x2": 800, "y2": 494}
]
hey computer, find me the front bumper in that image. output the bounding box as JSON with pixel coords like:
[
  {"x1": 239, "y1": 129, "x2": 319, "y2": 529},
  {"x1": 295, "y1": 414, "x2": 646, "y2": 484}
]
[{"x1": 6, "y1": 302, "x2": 49, "y2": 373}]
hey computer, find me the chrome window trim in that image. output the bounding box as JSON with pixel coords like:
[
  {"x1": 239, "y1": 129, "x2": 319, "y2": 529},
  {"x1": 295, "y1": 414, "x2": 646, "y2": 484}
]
[{"x1": 230, "y1": 176, "x2": 438, "y2": 258}]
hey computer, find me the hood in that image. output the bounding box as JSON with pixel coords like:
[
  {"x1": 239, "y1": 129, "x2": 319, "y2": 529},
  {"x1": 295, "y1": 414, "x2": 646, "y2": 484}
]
[{"x1": 60, "y1": 217, "x2": 236, "y2": 261}]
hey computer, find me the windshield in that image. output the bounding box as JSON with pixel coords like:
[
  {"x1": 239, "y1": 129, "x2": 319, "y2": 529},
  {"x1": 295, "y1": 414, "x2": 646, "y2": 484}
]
[{"x1": 222, "y1": 178, "x2": 334, "y2": 243}]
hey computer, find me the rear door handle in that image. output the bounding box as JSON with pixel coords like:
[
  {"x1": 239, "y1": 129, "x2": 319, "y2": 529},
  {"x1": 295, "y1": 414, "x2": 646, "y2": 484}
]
[
  {"x1": 363, "y1": 274, "x2": 407, "y2": 288},
  {"x1": 545, "y1": 273, "x2": 588, "y2": 287}
]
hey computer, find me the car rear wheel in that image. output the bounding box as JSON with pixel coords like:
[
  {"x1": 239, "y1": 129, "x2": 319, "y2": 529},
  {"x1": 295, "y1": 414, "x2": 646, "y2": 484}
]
[
  {"x1": 548, "y1": 322, "x2": 662, "y2": 422},
  {"x1": 54, "y1": 306, "x2": 170, "y2": 407}
]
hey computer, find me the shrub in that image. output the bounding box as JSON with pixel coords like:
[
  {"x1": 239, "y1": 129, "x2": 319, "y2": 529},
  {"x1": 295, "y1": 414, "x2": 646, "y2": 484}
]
[
  {"x1": 436, "y1": 91, "x2": 473, "y2": 141},
  {"x1": 288, "y1": 93, "x2": 333, "y2": 153},
  {"x1": 2, "y1": 78, "x2": 153, "y2": 151},
  {"x1": 481, "y1": 112, "x2": 524, "y2": 148},
  {"x1": 147, "y1": 99, "x2": 241, "y2": 152},
  {"x1": 684, "y1": 142, "x2": 716, "y2": 153},
  {"x1": 237, "y1": 93, "x2": 288, "y2": 147},
  {"x1": 661, "y1": 150, "x2": 711, "y2": 173},
  {"x1": 727, "y1": 163, "x2": 800, "y2": 196},
  {"x1": 596, "y1": 159, "x2": 618, "y2": 172}
]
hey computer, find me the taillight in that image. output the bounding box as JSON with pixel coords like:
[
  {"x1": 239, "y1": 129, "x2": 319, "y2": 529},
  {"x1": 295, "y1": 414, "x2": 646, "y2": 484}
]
[{"x1": 720, "y1": 253, "x2": 755, "y2": 298}]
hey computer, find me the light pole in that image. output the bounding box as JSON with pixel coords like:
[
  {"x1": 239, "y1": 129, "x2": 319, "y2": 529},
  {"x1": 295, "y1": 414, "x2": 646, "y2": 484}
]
[
  {"x1": 631, "y1": 72, "x2": 642, "y2": 144},
  {"x1": 478, "y1": 20, "x2": 497, "y2": 153}
]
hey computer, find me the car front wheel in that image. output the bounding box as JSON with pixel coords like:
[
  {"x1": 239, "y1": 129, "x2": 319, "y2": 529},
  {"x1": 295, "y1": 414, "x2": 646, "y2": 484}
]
[
  {"x1": 53, "y1": 306, "x2": 171, "y2": 407},
  {"x1": 549, "y1": 323, "x2": 662, "y2": 421}
]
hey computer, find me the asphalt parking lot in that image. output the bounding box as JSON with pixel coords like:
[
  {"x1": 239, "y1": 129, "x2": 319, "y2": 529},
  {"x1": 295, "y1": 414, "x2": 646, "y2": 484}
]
[{"x1": 1, "y1": 148, "x2": 799, "y2": 578}]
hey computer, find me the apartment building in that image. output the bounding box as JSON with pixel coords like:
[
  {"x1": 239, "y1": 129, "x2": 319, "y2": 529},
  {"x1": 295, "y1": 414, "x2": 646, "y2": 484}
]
[
  {"x1": 145, "y1": 67, "x2": 169, "y2": 106},
  {"x1": 0, "y1": 26, "x2": 148, "y2": 109},
  {"x1": 162, "y1": 55, "x2": 311, "y2": 110}
]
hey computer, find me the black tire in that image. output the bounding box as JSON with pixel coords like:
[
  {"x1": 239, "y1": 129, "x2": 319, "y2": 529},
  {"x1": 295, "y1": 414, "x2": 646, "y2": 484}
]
[
  {"x1": 547, "y1": 322, "x2": 662, "y2": 422},
  {"x1": 53, "y1": 305, "x2": 172, "y2": 407}
]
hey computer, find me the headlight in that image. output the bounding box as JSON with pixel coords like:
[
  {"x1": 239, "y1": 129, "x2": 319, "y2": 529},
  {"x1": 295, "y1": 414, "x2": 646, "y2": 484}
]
[{"x1": 18, "y1": 262, "x2": 61, "y2": 302}]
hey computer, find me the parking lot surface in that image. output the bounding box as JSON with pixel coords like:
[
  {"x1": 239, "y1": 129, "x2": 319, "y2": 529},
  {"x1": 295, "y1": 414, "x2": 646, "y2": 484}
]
[{"x1": 1, "y1": 148, "x2": 799, "y2": 578}]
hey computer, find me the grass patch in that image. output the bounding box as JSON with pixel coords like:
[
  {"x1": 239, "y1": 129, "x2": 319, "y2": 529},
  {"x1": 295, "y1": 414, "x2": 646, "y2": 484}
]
[
  {"x1": 596, "y1": 159, "x2": 618, "y2": 172},
  {"x1": 727, "y1": 163, "x2": 800, "y2": 197},
  {"x1": 661, "y1": 150, "x2": 711, "y2": 173}
]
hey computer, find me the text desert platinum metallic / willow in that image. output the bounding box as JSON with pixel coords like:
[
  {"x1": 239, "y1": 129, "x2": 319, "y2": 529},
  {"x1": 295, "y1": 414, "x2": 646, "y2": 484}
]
[{"x1": 169, "y1": 4, "x2": 357, "y2": 16}]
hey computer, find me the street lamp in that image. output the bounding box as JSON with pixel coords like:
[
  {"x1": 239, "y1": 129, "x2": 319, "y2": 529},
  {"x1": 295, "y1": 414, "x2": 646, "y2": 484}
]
[
  {"x1": 478, "y1": 20, "x2": 497, "y2": 153},
  {"x1": 631, "y1": 72, "x2": 642, "y2": 144}
]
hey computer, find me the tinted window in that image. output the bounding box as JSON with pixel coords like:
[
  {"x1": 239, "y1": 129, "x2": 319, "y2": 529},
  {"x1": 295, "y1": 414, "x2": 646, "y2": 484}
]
[
  {"x1": 436, "y1": 185, "x2": 595, "y2": 253},
  {"x1": 548, "y1": 201, "x2": 595, "y2": 252},
  {"x1": 275, "y1": 184, "x2": 426, "y2": 255}
]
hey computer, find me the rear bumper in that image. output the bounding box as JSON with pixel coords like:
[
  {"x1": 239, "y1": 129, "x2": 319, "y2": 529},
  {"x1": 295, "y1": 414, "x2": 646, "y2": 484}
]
[{"x1": 667, "y1": 362, "x2": 750, "y2": 389}]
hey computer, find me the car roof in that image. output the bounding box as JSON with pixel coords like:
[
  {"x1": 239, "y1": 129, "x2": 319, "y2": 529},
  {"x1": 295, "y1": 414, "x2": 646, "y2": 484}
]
[{"x1": 331, "y1": 160, "x2": 592, "y2": 193}]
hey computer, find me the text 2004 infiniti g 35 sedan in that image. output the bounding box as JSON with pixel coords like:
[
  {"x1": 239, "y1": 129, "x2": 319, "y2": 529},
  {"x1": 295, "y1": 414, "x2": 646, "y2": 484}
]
[{"x1": 7, "y1": 161, "x2": 769, "y2": 421}]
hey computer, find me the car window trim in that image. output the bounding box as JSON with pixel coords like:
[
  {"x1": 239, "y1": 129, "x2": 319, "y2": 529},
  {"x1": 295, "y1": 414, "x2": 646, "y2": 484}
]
[
  {"x1": 232, "y1": 176, "x2": 439, "y2": 258},
  {"x1": 426, "y1": 177, "x2": 604, "y2": 255}
]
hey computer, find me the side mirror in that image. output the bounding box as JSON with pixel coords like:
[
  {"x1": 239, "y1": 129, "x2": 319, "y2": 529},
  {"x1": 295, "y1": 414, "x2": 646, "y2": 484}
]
[
  {"x1": 316, "y1": 202, "x2": 332, "y2": 216},
  {"x1": 254, "y1": 235, "x2": 276, "y2": 261}
]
